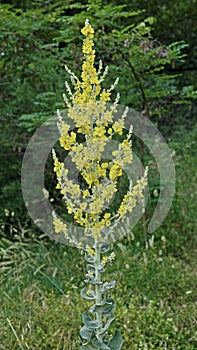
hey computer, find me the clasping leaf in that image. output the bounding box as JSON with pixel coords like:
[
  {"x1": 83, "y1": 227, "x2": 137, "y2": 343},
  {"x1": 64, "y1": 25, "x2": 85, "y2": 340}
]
[
  {"x1": 82, "y1": 311, "x2": 100, "y2": 329},
  {"x1": 81, "y1": 287, "x2": 96, "y2": 300},
  {"x1": 108, "y1": 330, "x2": 123, "y2": 350}
]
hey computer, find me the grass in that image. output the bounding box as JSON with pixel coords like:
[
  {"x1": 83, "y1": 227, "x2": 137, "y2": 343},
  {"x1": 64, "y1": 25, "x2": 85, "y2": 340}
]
[{"x1": 0, "y1": 127, "x2": 196, "y2": 349}]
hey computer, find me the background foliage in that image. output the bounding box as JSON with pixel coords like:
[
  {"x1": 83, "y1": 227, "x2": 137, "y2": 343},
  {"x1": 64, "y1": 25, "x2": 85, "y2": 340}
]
[
  {"x1": 0, "y1": 0, "x2": 196, "y2": 349},
  {"x1": 0, "y1": 0, "x2": 196, "y2": 218}
]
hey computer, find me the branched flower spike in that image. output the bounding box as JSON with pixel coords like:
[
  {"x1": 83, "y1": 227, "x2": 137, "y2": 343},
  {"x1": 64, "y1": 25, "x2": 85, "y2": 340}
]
[{"x1": 52, "y1": 19, "x2": 148, "y2": 349}]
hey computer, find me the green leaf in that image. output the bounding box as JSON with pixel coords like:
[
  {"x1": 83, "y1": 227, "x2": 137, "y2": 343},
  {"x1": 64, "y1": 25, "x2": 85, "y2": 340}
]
[
  {"x1": 85, "y1": 253, "x2": 96, "y2": 263},
  {"x1": 98, "y1": 263, "x2": 105, "y2": 272},
  {"x1": 84, "y1": 277, "x2": 100, "y2": 285},
  {"x1": 145, "y1": 16, "x2": 156, "y2": 25},
  {"x1": 81, "y1": 288, "x2": 96, "y2": 300},
  {"x1": 80, "y1": 344, "x2": 97, "y2": 350},
  {"x1": 86, "y1": 264, "x2": 95, "y2": 272},
  {"x1": 101, "y1": 280, "x2": 116, "y2": 292},
  {"x1": 108, "y1": 330, "x2": 123, "y2": 350},
  {"x1": 80, "y1": 326, "x2": 93, "y2": 340},
  {"x1": 91, "y1": 334, "x2": 110, "y2": 350},
  {"x1": 102, "y1": 304, "x2": 114, "y2": 316},
  {"x1": 90, "y1": 298, "x2": 114, "y2": 316},
  {"x1": 100, "y1": 244, "x2": 110, "y2": 253},
  {"x1": 90, "y1": 300, "x2": 107, "y2": 313},
  {"x1": 98, "y1": 315, "x2": 115, "y2": 335},
  {"x1": 82, "y1": 311, "x2": 100, "y2": 329}
]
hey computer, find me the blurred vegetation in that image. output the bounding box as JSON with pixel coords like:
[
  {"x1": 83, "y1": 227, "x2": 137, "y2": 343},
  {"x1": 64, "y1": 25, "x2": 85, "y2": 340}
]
[
  {"x1": 0, "y1": 0, "x2": 196, "y2": 218},
  {"x1": 0, "y1": 0, "x2": 196, "y2": 349}
]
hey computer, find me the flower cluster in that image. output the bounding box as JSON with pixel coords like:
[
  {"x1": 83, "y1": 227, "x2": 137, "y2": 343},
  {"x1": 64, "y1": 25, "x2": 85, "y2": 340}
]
[{"x1": 52, "y1": 19, "x2": 148, "y2": 248}]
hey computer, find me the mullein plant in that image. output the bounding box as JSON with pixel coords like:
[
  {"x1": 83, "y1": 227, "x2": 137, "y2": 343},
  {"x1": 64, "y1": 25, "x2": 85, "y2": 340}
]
[{"x1": 52, "y1": 19, "x2": 148, "y2": 350}]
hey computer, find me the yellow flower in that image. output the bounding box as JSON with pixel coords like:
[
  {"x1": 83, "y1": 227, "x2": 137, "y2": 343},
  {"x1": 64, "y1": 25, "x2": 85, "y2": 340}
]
[
  {"x1": 101, "y1": 163, "x2": 108, "y2": 169},
  {"x1": 112, "y1": 119, "x2": 124, "y2": 135},
  {"x1": 103, "y1": 111, "x2": 113, "y2": 124},
  {"x1": 108, "y1": 128, "x2": 113, "y2": 135},
  {"x1": 82, "y1": 39, "x2": 94, "y2": 54},
  {"x1": 60, "y1": 188, "x2": 66, "y2": 195},
  {"x1": 117, "y1": 171, "x2": 147, "y2": 217},
  {"x1": 112, "y1": 150, "x2": 119, "y2": 157},
  {"x1": 96, "y1": 164, "x2": 106, "y2": 177},
  {"x1": 109, "y1": 163, "x2": 122, "y2": 180},
  {"x1": 83, "y1": 189, "x2": 90, "y2": 198},
  {"x1": 119, "y1": 139, "x2": 133, "y2": 164},
  {"x1": 100, "y1": 183, "x2": 117, "y2": 203},
  {"x1": 78, "y1": 125, "x2": 91, "y2": 134},
  {"x1": 104, "y1": 213, "x2": 111, "y2": 219},
  {"x1": 74, "y1": 209, "x2": 84, "y2": 225},
  {"x1": 87, "y1": 247, "x2": 95, "y2": 256},
  {"x1": 83, "y1": 172, "x2": 99, "y2": 188},
  {"x1": 118, "y1": 202, "x2": 127, "y2": 215},
  {"x1": 93, "y1": 125, "x2": 106, "y2": 138},
  {"x1": 67, "y1": 204, "x2": 72, "y2": 214},
  {"x1": 100, "y1": 90, "x2": 111, "y2": 102},
  {"x1": 53, "y1": 159, "x2": 64, "y2": 178},
  {"x1": 80, "y1": 202, "x2": 87, "y2": 211},
  {"x1": 102, "y1": 256, "x2": 108, "y2": 264},
  {"x1": 81, "y1": 22, "x2": 94, "y2": 38},
  {"x1": 89, "y1": 197, "x2": 104, "y2": 213},
  {"x1": 61, "y1": 123, "x2": 70, "y2": 134},
  {"x1": 53, "y1": 217, "x2": 67, "y2": 234},
  {"x1": 60, "y1": 131, "x2": 76, "y2": 151}
]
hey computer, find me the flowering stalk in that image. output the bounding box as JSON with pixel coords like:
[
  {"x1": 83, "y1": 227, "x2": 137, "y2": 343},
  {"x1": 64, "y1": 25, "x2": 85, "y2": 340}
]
[{"x1": 52, "y1": 19, "x2": 148, "y2": 349}]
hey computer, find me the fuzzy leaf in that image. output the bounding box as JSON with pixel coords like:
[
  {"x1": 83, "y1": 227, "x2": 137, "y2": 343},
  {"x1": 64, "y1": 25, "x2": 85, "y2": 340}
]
[
  {"x1": 98, "y1": 263, "x2": 105, "y2": 272},
  {"x1": 102, "y1": 303, "x2": 114, "y2": 316},
  {"x1": 81, "y1": 288, "x2": 96, "y2": 300},
  {"x1": 86, "y1": 264, "x2": 95, "y2": 272},
  {"x1": 85, "y1": 253, "x2": 96, "y2": 263},
  {"x1": 80, "y1": 326, "x2": 93, "y2": 340},
  {"x1": 82, "y1": 311, "x2": 100, "y2": 329},
  {"x1": 102, "y1": 296, "x2": 115, "y2": 315},
  {"x1": 100, "y1": 280, "x2": 116, "y2": 292},
  {"x1": 84, "y1": 277, "x2": 101, "y2": 285},
  {"x1": 90, "y1": 301, "x2": 106, "y2": 314},
  {"x1": 98, "y1": 315, "x2": 115, "y2": 335},
  {"x1": 106, "y1": 295, "x2": 114, "y2": 302},
  {"x1": 100, "y1": 244, "x2": 110, "y2": 253},
  {"x1": 108, "y1": 330, "x2": 123, "y2": 350},
  {"x1": 90, "y1": 303, "x2": 114, "y2": 316},
  {"x1": 90, "y1": 296, "x2": 114, "y2": 315},
  {"x1": 91, "y1": 334, "x2": 110, "y2": 350},
  {"x1": 80, "y1": 344, "x2": 97, "y2": 350}
]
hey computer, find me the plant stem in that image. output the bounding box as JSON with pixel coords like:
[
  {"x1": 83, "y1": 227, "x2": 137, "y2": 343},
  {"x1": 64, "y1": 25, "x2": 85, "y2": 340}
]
[{"x1": 95, "y1": 242, "x2": 102, "y2": 341}]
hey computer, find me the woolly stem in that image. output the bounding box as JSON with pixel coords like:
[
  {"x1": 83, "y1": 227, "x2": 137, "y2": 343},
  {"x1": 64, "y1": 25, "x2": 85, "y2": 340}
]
[{"x1": 95, "y1": 242, "x2": 102, "y2": 341}]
